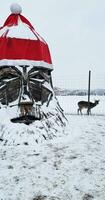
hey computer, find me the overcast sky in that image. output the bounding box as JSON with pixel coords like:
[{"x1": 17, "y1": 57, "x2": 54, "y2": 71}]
[{"x1": 0, "y1": 0, "x2": 105, "y2": 89}]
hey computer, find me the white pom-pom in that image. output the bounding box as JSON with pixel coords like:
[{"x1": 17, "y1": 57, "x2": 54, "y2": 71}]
[{"x1": 10, "y1": 3, "x2": 22, "y2": 14}]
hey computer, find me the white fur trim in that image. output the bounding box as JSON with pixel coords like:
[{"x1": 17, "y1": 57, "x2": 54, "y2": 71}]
[
  {"x1": 0, "y1": 59, "x2": 53, "y2": 70},
  {"x1": 10, "y1": 3, "x2": 22, "y2": 14}
]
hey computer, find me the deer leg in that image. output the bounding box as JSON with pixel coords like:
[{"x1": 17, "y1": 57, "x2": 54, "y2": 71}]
[
  {"x1": 80, "y1": 109, "x2": 82, "y2": 115},
  {"x1": 87, "y1": 108, "x2": 90, "y2": 115},
  {"x1": 78, "y1": 108, "x2": 82, "y2": 115}
]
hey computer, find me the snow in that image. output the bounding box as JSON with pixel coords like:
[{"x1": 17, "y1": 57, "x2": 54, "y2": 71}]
[
  {"x1": 0, "y1": 95, "x2": 105, "y2": 199},
  {"x1": 30, "y1": 78, "x2": 44, "y2": 83},
  {"x1": 1, "y1": 77, "x2": 18, "y2": 83},
  {"x1": 43, "y1": 81, "x2": 54, "y2": 92},
  {"x1": 0, "y1": 97, "x2": 67, "y2": 145},
  {"x1": 0, "y1": 59, "x2": 53, "y2": 70}
]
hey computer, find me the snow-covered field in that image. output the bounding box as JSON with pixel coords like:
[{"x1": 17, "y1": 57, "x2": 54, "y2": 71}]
[{"x1": 0, "y1": 96, "x2": 105, "y2": 200}]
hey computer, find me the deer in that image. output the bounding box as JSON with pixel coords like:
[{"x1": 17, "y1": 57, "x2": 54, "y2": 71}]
[{"x1": 77, "y1": 100, "x2": 99, "y2": 115}]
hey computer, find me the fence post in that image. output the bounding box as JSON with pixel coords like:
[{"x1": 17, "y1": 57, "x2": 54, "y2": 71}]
[{"x1": 87, "y1": 70, "x2": 91, "y2": 115}]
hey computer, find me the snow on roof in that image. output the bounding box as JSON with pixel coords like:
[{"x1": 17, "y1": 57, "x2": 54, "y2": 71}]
[{"x1": 42, "y1": 81, "x2": 54, "y2": 93}]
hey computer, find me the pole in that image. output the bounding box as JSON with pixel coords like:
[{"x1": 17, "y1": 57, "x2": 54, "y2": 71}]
[{"x1": 87, "y1": 70, "x2": 91, "y2": 115}]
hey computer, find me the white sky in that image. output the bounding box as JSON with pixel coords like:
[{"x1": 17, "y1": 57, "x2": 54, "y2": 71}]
[{"x1": 0, "y1": 0, "x2": 105, "y2": 89}]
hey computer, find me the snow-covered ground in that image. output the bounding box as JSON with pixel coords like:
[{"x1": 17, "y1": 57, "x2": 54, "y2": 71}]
[{"x1": 0, "y1": 96, "x2": 105, "y2": 200}]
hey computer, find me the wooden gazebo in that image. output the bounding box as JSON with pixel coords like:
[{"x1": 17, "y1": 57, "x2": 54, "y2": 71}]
[{"x1": 0, "y1": 4, "x2": 54, "y2": 123}]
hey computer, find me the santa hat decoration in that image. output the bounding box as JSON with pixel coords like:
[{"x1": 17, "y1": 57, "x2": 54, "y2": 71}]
[{"x1": 0, "y1": 4, "x2": 53, "y2": 70}]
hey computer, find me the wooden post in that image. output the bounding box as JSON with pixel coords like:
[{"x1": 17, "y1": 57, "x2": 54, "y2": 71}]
[{"x1": 87, "y1": 70, "x2": 91, "y2": 115}]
